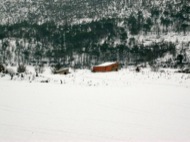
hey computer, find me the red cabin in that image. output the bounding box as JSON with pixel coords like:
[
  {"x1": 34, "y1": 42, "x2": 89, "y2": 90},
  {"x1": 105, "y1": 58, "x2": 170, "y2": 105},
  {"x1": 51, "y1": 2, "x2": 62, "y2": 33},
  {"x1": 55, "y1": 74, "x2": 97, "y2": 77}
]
[{"x1": 92, "y1": 62, "x2": 119, "y2": 72}]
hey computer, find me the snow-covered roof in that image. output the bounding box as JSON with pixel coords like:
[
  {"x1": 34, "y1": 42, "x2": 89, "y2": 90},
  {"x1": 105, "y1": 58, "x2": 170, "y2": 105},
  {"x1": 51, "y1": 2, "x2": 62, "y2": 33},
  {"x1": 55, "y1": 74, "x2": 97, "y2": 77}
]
[
  {"x1": 55, "y1": 68, "x2": 69, "y2": 73},
  {"x1": 95, "y1": 62, "x2": 118, "y2": 67}
]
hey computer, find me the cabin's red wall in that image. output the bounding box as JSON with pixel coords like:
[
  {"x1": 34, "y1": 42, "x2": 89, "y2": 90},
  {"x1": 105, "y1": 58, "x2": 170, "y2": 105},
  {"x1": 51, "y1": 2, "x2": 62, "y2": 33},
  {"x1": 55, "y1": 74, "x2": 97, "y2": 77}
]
[{"x1": 92, "y1": 63, "x2": 119, "y2": 72}]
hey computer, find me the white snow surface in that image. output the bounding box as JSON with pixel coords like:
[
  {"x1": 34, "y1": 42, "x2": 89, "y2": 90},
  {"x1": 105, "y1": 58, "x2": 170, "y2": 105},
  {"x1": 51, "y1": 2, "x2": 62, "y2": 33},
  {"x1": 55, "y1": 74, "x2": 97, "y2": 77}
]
[{"x1": 0, "y1": 67, "x2": 190, "y2": 142}]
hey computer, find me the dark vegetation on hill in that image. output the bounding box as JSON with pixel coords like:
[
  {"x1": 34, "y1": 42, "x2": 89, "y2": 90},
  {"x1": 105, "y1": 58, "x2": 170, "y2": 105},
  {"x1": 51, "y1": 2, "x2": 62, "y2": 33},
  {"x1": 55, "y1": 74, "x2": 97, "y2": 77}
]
[{"x1": 0, "y1": 0, "x2": 189, "y2": 69}]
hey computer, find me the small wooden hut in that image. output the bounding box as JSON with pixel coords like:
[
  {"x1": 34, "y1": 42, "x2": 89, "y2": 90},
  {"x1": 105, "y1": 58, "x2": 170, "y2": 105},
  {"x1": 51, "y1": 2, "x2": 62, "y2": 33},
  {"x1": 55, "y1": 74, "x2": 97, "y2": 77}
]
[
  {"x1": 92, "y1": 62, "x2": 119, "y2": 72},
  {"x1": 55, "y1": 68, "x2": 69, "y2": 75}
]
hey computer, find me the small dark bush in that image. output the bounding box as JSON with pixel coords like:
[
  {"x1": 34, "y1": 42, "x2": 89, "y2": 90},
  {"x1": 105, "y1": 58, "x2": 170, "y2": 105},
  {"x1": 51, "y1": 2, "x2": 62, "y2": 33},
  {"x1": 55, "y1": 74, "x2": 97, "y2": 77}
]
[
  {"x1": 151, "y1": 65, "x2": 159, "y2": 72},
  {"x1": 35, "y1": 64, "x2": 44, "y2": 74},
  {"x1": 17, "y1": 64, "x2": 26, "y2": 73},
  {"x1": 136, "y1": 66, "x2": 140, "y2": 72},
  {"x1": 0, "y1": 64, "x2": 5, "y2": 73}
]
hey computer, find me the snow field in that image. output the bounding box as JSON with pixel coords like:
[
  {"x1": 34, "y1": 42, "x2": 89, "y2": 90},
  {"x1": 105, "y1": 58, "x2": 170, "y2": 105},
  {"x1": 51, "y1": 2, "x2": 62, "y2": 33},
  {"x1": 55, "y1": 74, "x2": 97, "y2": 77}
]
[{"x1": 0, "y1": 67, "x2": 190, "y2": 142}]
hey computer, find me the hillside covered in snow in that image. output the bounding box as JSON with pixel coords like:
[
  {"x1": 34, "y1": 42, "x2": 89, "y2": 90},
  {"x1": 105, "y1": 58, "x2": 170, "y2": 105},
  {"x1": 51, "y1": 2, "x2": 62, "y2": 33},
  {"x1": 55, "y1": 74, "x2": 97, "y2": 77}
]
[{"x1": 0, "y1": 0, "x2": 190, "y2": 68}]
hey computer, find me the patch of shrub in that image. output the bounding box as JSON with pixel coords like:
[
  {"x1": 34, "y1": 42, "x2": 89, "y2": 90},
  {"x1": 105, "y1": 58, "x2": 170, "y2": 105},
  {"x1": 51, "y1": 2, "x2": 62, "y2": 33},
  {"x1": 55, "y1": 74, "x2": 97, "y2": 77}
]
[
  {"x1": 136, "y1": 66, "x2": 140, "y2": 72},
  {"x1": 35, "y1": 64, "x2": 44, "y2": 74},
  {"x1": 17, "y1": 64, "x2": 26, "y2": 73},
  {"x1": 0, "y1": 63, "x2": 5, "y2": 73},
  {"x1": 151, "y1": 65, "x2": 159, "y2": 72}
]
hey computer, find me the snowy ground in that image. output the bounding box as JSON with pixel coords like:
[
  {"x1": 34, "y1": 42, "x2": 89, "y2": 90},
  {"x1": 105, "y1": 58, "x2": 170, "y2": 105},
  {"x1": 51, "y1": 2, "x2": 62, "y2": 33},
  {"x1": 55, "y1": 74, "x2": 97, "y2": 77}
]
[{"x1": 0, "y1": 68, "x2": 190, "y2": 142}]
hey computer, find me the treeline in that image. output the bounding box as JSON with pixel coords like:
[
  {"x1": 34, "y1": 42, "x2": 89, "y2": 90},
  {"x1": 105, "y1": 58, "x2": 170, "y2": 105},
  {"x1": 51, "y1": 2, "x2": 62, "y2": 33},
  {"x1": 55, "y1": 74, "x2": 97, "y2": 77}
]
[{"x1": 0, "y1": 18, "x2": 180, "y2": 69}]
